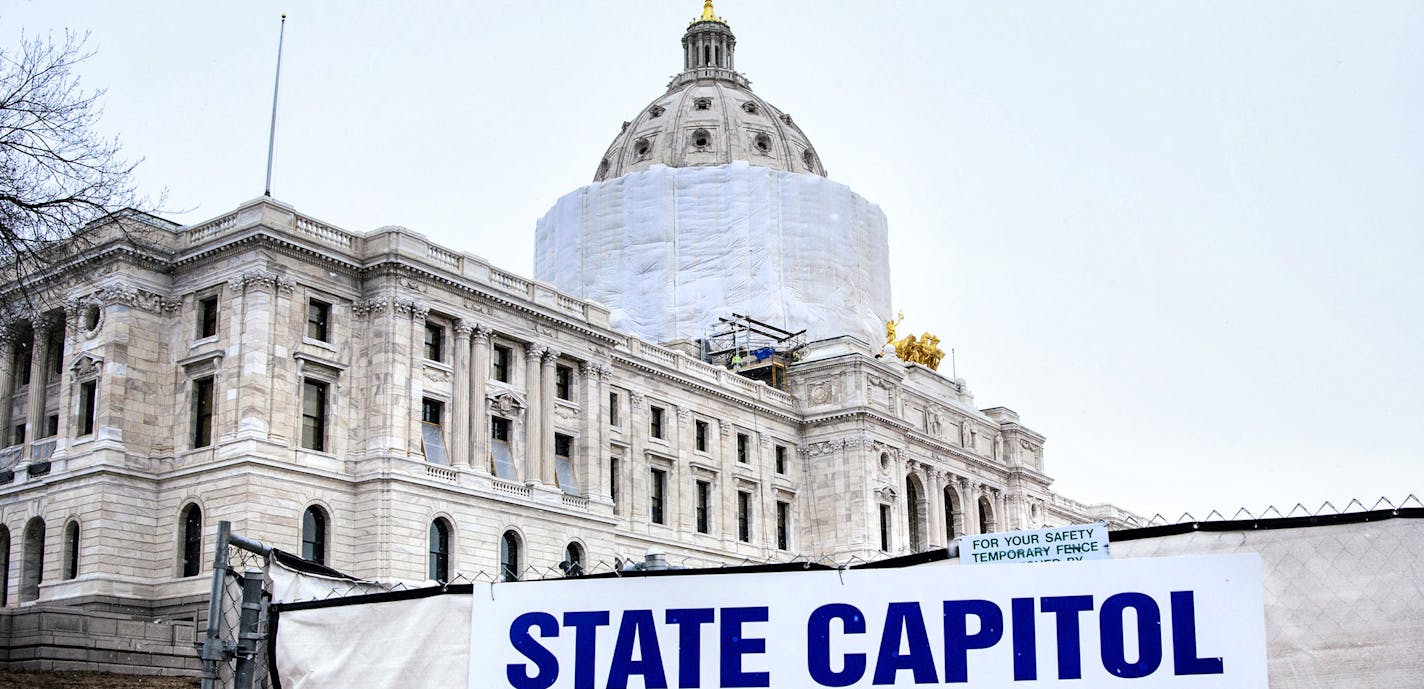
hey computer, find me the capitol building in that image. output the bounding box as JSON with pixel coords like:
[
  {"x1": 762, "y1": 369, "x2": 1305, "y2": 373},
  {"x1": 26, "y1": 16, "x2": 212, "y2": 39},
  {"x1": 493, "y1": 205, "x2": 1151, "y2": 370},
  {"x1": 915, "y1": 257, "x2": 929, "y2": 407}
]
[{"x1": 0, "y1": 1, "x2": 1137, "y2": 625}]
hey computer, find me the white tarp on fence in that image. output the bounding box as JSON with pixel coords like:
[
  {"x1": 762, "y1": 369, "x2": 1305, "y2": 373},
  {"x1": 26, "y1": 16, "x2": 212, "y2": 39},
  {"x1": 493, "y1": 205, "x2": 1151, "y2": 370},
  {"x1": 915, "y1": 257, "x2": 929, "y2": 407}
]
[{"x1": 269, "y1": 513, "x2": 1422, "y2": 689}]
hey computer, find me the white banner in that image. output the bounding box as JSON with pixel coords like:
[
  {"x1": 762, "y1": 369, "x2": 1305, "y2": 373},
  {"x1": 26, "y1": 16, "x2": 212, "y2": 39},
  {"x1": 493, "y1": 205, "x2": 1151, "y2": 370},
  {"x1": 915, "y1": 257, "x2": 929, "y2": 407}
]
[{"x1": 469, "y1": 554, "x2": 1266, "y2": 689}]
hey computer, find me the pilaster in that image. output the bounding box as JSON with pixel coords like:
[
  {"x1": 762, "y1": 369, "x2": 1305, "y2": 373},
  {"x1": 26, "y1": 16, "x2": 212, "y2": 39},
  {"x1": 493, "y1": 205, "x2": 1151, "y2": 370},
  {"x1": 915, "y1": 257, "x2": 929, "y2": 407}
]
[
  {"x1": 523, "y1": 343, "x2": 545, "y2": 484},
  {"x1": 451, "y1": 322, "x2": 473, "y2": 467}
]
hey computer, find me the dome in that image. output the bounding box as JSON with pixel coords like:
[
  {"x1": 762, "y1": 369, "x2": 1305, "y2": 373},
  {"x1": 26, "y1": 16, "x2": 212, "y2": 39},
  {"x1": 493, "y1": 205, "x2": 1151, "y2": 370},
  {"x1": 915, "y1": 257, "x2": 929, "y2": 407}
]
[{"x1": 593, "y1": 2, "x2": 827, "y2": 182}]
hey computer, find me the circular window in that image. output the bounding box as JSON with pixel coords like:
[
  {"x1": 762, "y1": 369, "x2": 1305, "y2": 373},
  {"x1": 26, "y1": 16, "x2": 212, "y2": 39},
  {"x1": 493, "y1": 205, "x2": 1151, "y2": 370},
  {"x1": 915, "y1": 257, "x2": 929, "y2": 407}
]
[
  {"x1": 879, "y1": 452, "x2": 891, "y2": 469},
  {"x1": 692, "y1": 129, "x2": 711, "y2": 149},
  {"x1": 754, "y1": 134, "x2": 772, "y2": 154},
  {"x1": 633, "y1": 138, "x2": 651, "y2": 158},
  {"x1": 83, "y1": 305, "x2": 101, "y2": 332}
]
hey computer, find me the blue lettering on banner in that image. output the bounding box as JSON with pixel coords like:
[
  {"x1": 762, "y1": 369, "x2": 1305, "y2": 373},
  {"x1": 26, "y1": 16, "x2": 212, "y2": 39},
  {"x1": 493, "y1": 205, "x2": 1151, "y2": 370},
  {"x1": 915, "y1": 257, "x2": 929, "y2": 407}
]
[
  {"x1": 807, "y1": 604, "x2": 867, "y2": 687},
  {"x1": 500, "y1": 591, "x2": 1229, "y2": 687}
]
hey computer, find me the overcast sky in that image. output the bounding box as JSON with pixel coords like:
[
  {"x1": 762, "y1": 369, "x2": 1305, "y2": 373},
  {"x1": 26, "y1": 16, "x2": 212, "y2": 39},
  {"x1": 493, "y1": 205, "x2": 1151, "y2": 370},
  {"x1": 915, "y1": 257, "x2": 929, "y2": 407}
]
[{"x1": 5, "y1": 1, "x2": 1420, "y2": 519}]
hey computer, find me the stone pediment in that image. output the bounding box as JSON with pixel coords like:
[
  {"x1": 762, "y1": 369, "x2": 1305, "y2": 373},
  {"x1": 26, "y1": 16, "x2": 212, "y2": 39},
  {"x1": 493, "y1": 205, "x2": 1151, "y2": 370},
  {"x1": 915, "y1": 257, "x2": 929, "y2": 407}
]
[
  {"x1": 487, "y1": 390, "x2": 527, "y2": 416},
  {"x1": 69, "y1": 353, "x2": 104, "y2": 379}
]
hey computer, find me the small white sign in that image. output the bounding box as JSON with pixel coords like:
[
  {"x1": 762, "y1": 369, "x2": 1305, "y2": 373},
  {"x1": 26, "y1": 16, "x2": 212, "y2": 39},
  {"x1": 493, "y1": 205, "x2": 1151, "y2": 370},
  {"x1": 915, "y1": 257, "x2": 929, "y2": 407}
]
[{"x1": 961, "y1": 522, "x2": 1109, "y2": 565}]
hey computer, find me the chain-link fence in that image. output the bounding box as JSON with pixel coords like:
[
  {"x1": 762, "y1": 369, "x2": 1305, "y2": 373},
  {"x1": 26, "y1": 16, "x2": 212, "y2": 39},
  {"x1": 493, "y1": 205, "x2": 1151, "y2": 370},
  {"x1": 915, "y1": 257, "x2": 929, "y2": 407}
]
[{"x1": 197, "y1": 522, "x2": 273, "y2": 689}]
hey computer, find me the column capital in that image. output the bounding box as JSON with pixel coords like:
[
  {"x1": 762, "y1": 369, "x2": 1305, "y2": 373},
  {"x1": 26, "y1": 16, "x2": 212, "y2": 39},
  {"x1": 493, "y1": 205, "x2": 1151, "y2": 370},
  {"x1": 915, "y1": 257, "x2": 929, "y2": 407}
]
[
  {"x1": 454, "y1": 320, "x2": 476, "y2": 339},
  {"x1": 472, "y1": 324, "x2": 493, "y2": 344},
  {"x1": 525, "y1": 343, "x2": 547, "y2": 361},
  {"x1": 542, "y1": 348, "x2": 562, "y2": 364}
]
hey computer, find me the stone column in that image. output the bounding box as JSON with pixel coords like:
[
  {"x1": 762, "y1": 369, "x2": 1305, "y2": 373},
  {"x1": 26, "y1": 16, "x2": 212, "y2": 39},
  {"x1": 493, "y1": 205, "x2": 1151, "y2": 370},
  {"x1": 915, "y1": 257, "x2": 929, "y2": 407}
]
[
  {"x1": 540, "y1": 349, "x2": 559, "y2": 485},
  {"x1": 675, "y1": 407, "x2": 693, "y2": 531},
  {"x1": 405, "y1": 301, "x2": 430, "y2": 457},
  {"x1": 26, "y1": 319, "x2": 52, "y2": 449},
  {"x1": 450, "y1": 322, "x2": 473, "y2": 467},
  {"x1": 718, "y1": 419, "x2": 736, "y2": 541},
  {"x1": 579, "y1": 361, "x2": 605, "y2": 499},
  {"x1": 470, "y1": 325, "x2": 491, "y2": 473},
  {"x1": 626, "y1": 391, "x2": 645, "y2": 521},
  {"x1": 233, "y1": 273, "x2": 277, "y2": 440},
  {"x1": 523, "y1": 343, "x2": 544, "y2": 483},
  {"x1": 964, "y1": 479, "x2": 982, "y2": 535},
  {"x1": 0, "y1": 323, "x2": 14, "y2": 442},
  {"x1": 927, "y1": 470, "x2": 945, "y2": 549}
]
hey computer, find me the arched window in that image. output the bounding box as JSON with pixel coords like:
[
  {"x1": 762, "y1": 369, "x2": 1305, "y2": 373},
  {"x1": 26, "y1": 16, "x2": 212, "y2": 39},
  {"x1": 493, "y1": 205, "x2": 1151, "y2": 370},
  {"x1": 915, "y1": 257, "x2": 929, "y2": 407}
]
[
  {"x1": 906, "y1": 476, "x2": 925, "y2": 552},
  {"x1": 21, "y1": 517, "x2": 44, "y2": 602},
  {"x1": 978, "y1": 496, "x2": 996, "y2": 534},
  {"x1": 499, "y1": 531, "x2": 521, "y2": 582},
  {"x1": 301, "y1": 506, "x2": 327, "y2": 565},
  {"x1": 428, "y1": 519, "x2": 451, "y2": 582},
  {"x1": 561, "y1": 542, "x2": 584, "y2": 577},
  {"x1": 0, "y1": 526, "x2": 10, "y2": 607},
  {"x1": 180, "y1": 504, "x2": 203, "y2": 577},
  {"x1": 944, "y1": 486, "x2": 960, "y2": 540},
  {"x1": 62, "y1": 521, "x2": 79, "y2": 580}
]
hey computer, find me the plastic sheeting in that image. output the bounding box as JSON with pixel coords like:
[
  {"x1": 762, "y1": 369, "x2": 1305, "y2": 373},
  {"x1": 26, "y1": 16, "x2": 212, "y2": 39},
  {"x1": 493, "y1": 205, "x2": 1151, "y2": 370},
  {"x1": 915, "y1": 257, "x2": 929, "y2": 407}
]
[{"x1": 535, "y1": 162, "x2": 891, "y2": 345}]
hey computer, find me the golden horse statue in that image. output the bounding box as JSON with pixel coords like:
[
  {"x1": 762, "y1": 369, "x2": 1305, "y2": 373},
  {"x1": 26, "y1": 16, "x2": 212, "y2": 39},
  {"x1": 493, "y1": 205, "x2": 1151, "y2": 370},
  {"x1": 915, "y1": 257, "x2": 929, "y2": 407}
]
[{"x1": 884, "y1": 312, "x2": 946, "y2": 370}]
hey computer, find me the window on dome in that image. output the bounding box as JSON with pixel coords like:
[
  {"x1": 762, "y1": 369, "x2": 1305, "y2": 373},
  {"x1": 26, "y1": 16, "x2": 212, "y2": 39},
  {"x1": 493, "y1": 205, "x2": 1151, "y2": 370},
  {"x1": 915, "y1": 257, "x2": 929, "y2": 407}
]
[
  {"x1": 649, "y1": 105, "x2": 665, "y2": 119},
  {"x1": 692, "y1": 129, "x2": 711, "y2": 150},
  {"x1": 741, "y1": 101, "x2": 759, "y2": 115},
  {"x1": 633, "y1": 138, "x2": 651, "y2": 159},
  {"x1": 803, "y1": 149, "x2": 816, "y2": 170},
  {"x1": 693, "y1": 97, "x2": 712, "y2": 111},
  {"x1": 754, "y1": 133, "x2": 772, "y2": 154}
]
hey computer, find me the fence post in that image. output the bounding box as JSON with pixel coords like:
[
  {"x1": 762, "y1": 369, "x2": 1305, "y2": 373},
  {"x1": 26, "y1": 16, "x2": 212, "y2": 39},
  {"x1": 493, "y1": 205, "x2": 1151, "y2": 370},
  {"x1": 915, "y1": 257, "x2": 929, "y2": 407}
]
[
  {"x1": 233, "y1": 567, "x2": 266, "y2": 689},
  {"x1": 199, "y1": 520, "x2": 233, "y2": 689}
]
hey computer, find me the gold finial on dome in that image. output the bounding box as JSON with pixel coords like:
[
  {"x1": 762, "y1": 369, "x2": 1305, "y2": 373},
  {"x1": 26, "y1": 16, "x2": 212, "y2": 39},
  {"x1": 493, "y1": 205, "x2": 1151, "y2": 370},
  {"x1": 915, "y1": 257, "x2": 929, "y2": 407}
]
[{"x1": 699, "y1": 0, "x2": 724, "y2": 24}]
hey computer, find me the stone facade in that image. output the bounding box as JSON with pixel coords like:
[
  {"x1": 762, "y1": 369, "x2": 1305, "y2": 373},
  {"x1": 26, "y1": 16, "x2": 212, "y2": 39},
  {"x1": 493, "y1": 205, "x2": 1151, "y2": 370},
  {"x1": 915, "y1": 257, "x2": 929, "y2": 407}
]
[{"x1": 0, "y1": 198, "x2": 1134, "y2": 622}]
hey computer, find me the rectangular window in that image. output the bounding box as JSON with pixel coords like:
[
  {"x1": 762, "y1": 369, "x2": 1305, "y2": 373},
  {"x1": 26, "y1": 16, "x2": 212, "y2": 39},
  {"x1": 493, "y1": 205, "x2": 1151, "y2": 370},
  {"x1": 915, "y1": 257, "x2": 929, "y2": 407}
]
[
  {"x1": 695, "y1": 420, "x2": 709, "y2": 452},
  {"x1": 737, "y1": 433, "x2": 749, "y2": 463},
  {"x1": 306, "y1": 299, "x2": 331, "y2": 342},
  {"x1": 776, "y1": 501, "x2": 790, "y2": 550},
  {"x1": 77, "y1": 381, "x2": 97, "y2": 437},
  {"x1": 737, "y1": 491, "x2": 752, "y2": 543},
  {"x1": 45, "y1": 414, "x2": 58, "y2": 437},
  {"x1": 15, "y1": 341, "x2": 31, "y2": 386},
  {"x1": 553, "y1": 433, "x2": 578, "y2": 496},
  {"x1": 650, "y1": 468, "x2": 666, "y2": 525},
  {"x1": 421, "y1": 398, "x2": 444, "y2": 425},
  {"x1": 491, "y1": 416, "x2": 510, "y2": 442},
  {"x1": 47, "y1": 329, "x2": 63, "y2": 378},
  {"x1": 650, "y1": 406, "x2": 665, "y2": 439},
  {"x1": 197, "y1": 296, "x2": 218, "y2": 339},
  {"x1": 493, "y1": 345, "x2": 511, "y2": 382},
  {"x1": 879, "y1": 504, "x2": 891, "y2": 553},
  {"x1": 608, "y1": 392, "x2": 619, "y2": 426},
  {"x1": 301, "y1": 379, "x2": 328, "y2": 452},
  {"x1": 423, "y1": 323, "x2": 444, "y2": 361},
  {"x1": 193, "y1": 377, "x2": 214, "y2": 447},
  {"x1": 489, "y1": 417, "x2": 515, "y2": 480},
  {"x1": 610, "y1": 457, "x2": 620, "y2": 510},
  {"x1": 13, "y1": 424, "x2": 24, "y2": 445},
  {"x1": 556, "y1": 365, "x2": 573, "y2": 401},
  {"x1": 696, "y1": 481, "x2": 711, "y2": 534},
  {"x1": 775, "y1": 445, "x2": 788, "y2": 474}
]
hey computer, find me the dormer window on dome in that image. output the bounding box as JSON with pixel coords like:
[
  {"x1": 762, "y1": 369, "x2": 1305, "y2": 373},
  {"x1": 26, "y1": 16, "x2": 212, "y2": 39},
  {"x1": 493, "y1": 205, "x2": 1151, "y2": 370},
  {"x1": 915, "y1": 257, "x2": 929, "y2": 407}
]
[
  {"x1": 692, "y1": 129, "x2": 712, "y2": 151},
  {"x1": 741, "y1": 101, "x2": 760, "y2": 115},
  {"x1": 753, "y1": 133, "x2": 772, "y2": 154},
  {"x1": 693, "y1": 98, "x2": 712, "y2": 111},
  {"x1": 649, "y1": 105, "x2": 665, "y2": 119}
]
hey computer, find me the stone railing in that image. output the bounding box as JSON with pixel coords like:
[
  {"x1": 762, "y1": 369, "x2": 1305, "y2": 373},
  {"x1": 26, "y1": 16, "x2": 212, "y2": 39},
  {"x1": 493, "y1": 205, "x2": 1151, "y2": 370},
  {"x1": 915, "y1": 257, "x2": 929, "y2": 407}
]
[
  {"x1": 427, "y1": 244, "x2": 462, "y2": 270},
  {"x1": 492, "y1": 478, "x2": 532, "y2": 499},
  {"x1": 425, "y1": 465, "x2": 458, "y2": 483},
  {"x1": 561, "y1": 493, "x2": 589, "y2": 510},
  {"x1": 294, "y1": 215, "x2": 356, "y2": 251},
  {"x1": 184, "y1": 212, "x2": 239, "y2": 247}
]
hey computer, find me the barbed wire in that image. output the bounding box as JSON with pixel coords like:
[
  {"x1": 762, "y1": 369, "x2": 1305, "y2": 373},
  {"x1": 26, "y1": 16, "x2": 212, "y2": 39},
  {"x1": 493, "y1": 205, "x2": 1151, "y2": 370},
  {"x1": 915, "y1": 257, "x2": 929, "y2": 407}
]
[{"x1": 1133, "y1": 494, "x2": 1420, "y2": 528}]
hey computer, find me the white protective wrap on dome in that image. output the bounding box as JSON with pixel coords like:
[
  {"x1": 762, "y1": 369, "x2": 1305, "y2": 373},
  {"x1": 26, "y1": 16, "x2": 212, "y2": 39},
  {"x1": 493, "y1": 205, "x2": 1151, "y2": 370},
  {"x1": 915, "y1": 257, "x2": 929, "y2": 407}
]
[{"x1": 534, "y1": 162, "x2": 891, "y2": 346}]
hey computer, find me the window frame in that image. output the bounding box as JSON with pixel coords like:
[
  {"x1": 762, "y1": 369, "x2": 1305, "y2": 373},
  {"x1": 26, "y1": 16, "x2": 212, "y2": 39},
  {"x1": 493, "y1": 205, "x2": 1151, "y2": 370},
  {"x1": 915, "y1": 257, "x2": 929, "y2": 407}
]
[
  {"x1": 197, "y1": 295, "x2": 219, "y2": 339},
  {"x1": 737, "y1": 490, "x2": 752, "y2": 543},
  {"x1": 695, "y1": 420, "x2": 709, "y2": 452},
  {"x1": 428, "y1": 519, "x2": 451, "y2": 582},
  {"x1": 555, "y1": 364, "x2": 574, "y2": 401},
  {"x1": 649, "y1": 406, "x2": 665, "y2": 440},
  {"x1": 492, "y1": 344, "x2": 512, "y2": 383},
  {"x1": 650, "y1": 468, "x2": 667, "y2": 525},
  {"x1": 301, "y1": 506, "x2": 328, "y2": 565},
  {"x1": 300, "y1": 378, "x2": 329, "y2": 452},
  {"x1": 776, "y1": 500, "x2": 791, "y2": 551},
  {"x1": 423, "y1": 322, "x2": 445, "y2": 362},
  {"x1": 306, "y1": 298, "x2": 332, "y2": 342},
  {"x1": 62, "y1": 520, "x2": 80, "y2": 580},
  {"x1": 695, "y1": 480, "x2": 711, "y2": 534},
  {"x1": 774, "y1": 444, "x2": 788, "y2": 474},
  {"x1": 180, "y1": 504, "x2": 203, "y2": 577},
  {"x1": 499, "y1": 531, "x2": 521, "y2": 582},
  {"x1": 737, "y1": 433, "x2": 750, "y2": 463},
  {"x1": 192, "y1": 376, "x2": 214, "y2": 448}
]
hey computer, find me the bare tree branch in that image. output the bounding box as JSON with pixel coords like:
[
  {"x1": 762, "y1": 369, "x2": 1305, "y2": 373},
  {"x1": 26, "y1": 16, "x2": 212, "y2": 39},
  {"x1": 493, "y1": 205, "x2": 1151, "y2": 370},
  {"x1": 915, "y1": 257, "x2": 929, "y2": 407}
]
[{"x1": 0, "y1": 29, "x2": 156, "y2": 285}]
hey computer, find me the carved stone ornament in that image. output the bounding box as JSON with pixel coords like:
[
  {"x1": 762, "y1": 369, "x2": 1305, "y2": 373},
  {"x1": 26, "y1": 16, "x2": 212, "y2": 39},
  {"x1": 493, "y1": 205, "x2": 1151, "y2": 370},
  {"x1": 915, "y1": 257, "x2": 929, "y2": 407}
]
[
  {"x1": 397, "y1": 276, "x2": 428, "y2": 294},
  {"x1": 808, "y1": 379, "x2": 832, "y2": 405},
  {"x1": 628, "y1": 390, "x2": 645, "y2": 408},
  {"x1": 424, "y1": 366, "x2": 453, "y2": 384},
  {"x1": 70, "y1": 353, "x2": 103, "y2": 380},
  {"x1": 876, "y1": 485, "x2": 898, "y2": 502},
  {"x1": 352, "y1": 297, "x2": 390, "y2": 318},
  {"x1": 393, "y1": 298, "x2": 428, "y2": 319},
  {"x1": 462, "y1": 298, "x2": 493, "y2": 315},
  {"x1": 454, "y1": 320, "x2": 476, "y2": 338},
  {"x1": 718, "y1": 419, "x2": 734, "y2": 439},
  {"x1": 554, "y1": 405, "x2": 578, "y2": 423},
  {"x1": 487, "y1": 391, "x2": 527, "y2": 416},
  {"x1": 675, "y1": 408, "x2": 691, "y2": 423}
]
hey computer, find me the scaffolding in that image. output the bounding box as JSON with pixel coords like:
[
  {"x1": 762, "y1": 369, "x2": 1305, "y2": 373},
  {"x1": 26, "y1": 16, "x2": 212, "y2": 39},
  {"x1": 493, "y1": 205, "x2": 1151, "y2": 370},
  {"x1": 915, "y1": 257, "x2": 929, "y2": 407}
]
[{"x1": 703, "y1": 313, "x2": 804, "y2": 390}]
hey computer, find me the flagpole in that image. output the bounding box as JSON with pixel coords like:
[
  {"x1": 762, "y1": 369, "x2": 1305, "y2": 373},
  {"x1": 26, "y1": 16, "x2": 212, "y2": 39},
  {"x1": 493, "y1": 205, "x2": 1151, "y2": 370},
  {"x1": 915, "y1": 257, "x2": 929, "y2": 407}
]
[{"x1": 263, "y1": 14, "x2": 287, "y2": 197}]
